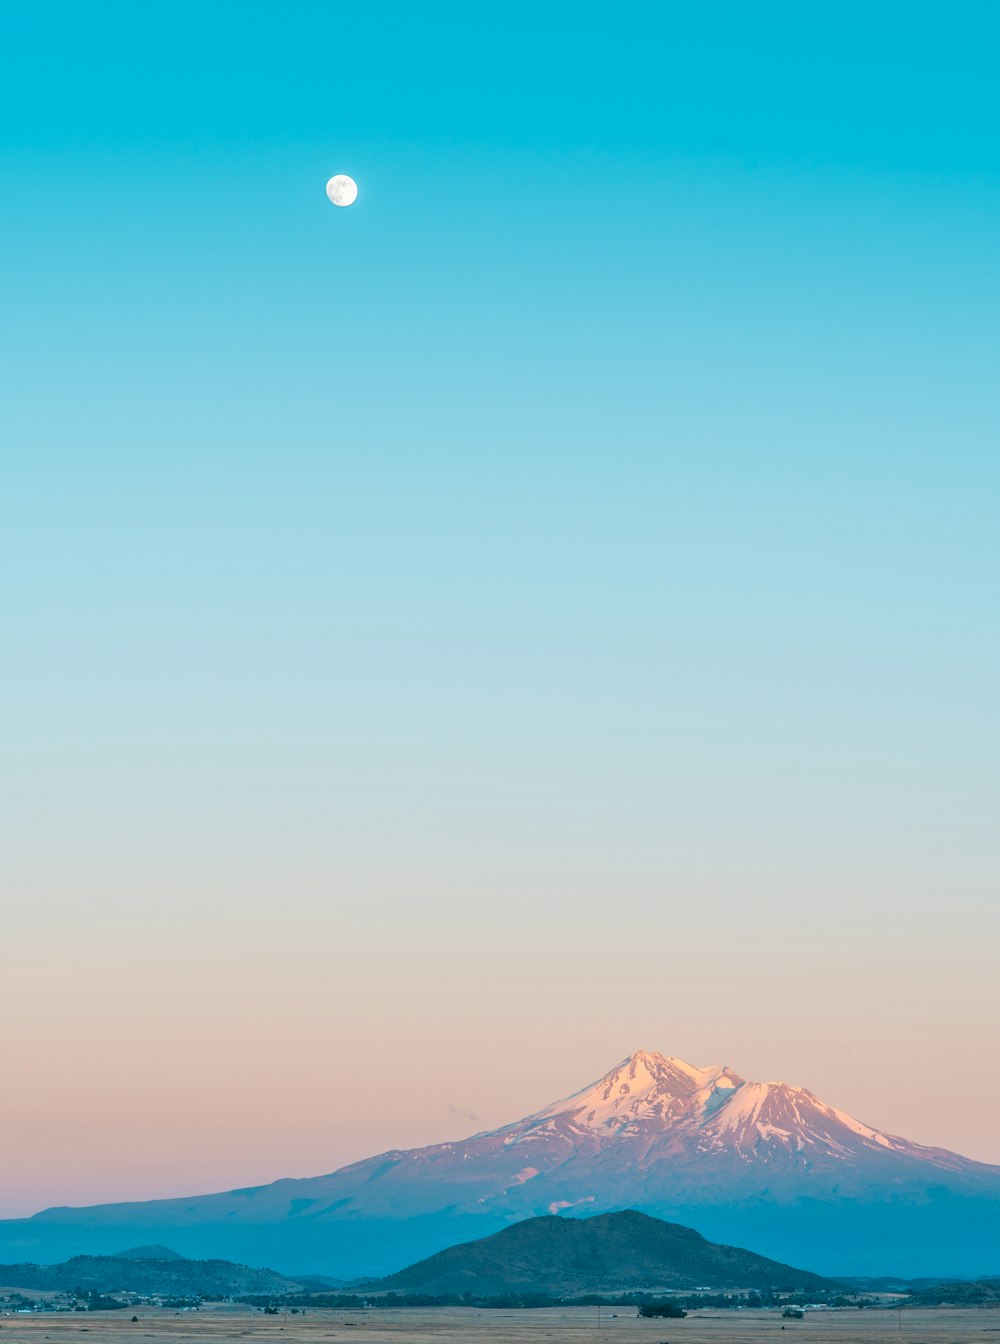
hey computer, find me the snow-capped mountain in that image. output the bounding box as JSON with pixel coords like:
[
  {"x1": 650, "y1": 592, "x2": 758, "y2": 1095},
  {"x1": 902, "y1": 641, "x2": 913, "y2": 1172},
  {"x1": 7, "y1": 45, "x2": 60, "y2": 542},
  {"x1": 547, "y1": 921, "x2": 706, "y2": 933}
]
[
  {"x1": 482, "y1": 1050, "x2": 972, "y2": 1171},
  {"x1": 4, "y1": 1051, "x2": 999, "y2": 1278}
]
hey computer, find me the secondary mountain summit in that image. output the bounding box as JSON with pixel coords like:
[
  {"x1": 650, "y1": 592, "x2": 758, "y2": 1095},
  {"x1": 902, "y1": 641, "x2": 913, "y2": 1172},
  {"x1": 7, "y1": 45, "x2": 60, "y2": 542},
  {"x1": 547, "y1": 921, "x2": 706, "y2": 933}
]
[{"x1": 4, "y1": 1051, "x2": 999, "y2": 1278}]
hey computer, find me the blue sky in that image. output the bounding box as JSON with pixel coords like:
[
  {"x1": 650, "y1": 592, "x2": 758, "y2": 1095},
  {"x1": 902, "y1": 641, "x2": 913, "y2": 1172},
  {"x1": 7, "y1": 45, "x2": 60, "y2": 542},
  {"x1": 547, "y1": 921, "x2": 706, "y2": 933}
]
[{"x1": 2, "y1": 3, "x2": 999, "y2": 1211}]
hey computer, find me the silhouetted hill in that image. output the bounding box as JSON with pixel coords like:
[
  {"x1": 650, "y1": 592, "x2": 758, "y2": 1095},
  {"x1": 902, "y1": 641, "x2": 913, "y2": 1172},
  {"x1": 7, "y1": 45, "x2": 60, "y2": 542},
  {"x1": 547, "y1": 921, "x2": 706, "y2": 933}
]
[
  {"x1": 906, "y1": 1279, "x2": 1000, "y2": 1307},
  {"x1": 0, "y1": 1249, "x2": 299, "y2": 1296},
  {"x1": 370, "y1": 1210, "x2": 831, "y2": 1296},
  {"x1": 6, "y1": 1052, "x2": 998, "y2": 1276}
]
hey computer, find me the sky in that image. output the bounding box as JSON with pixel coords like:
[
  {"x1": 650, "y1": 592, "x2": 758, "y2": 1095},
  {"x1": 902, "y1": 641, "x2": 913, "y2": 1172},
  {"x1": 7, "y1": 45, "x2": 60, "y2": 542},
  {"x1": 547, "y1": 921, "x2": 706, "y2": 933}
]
[{"x1": 2, "y1": 3, "x2": 999, "y2": 1217}]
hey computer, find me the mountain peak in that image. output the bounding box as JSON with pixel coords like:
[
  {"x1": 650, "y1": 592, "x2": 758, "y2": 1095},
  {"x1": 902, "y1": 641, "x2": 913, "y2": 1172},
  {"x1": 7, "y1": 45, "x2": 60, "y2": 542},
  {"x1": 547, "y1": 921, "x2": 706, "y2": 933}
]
[
  {"x1": 624, "y1": 1049, "x2": 711, "y2": 1077},
  {"x1": 601, "y1": 1050, "x2": 744, "y2": 1096},
  {"x1": 4, "y1": 1048, "x2": 998, "y2": 1280},
  {"x1": 511, "y1": 1051, "x2": 964, "y2": 1168},
  {"x1": 627, "y1": 1051, "x2": 739, "y2": 1088},
  {"x1": 525, "y1": 1050, "x2": 744, "y2": 1137}
]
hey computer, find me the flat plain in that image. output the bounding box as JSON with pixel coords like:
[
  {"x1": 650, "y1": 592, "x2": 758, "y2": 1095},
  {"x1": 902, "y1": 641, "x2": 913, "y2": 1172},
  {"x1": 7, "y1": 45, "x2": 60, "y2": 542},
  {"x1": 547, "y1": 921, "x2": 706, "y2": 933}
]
[{"x1": 2, "y1": 1305, "x2": 999, "y2": 1344}]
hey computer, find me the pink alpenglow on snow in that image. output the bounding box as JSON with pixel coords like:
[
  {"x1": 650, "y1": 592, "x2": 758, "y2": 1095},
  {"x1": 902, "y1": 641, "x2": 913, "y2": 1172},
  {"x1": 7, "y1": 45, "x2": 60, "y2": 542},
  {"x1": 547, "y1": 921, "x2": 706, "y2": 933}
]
[{"x1": 3, "y1": 1050, "x2": 999, "y2": 1279}]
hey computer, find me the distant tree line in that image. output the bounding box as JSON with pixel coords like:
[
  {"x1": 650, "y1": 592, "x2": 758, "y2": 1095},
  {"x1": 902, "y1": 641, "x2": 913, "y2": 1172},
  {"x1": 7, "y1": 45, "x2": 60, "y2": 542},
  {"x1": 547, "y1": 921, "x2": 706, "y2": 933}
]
[{"x1": 237, "y1": 1286, "x2": 876, "y2": 1312}]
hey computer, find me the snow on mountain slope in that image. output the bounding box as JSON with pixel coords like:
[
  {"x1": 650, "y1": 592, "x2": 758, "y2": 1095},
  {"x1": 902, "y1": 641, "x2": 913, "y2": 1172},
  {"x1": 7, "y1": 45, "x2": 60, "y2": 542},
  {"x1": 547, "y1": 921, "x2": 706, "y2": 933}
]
[
  {"x1": 472, "y1": 1050, "x2": 979, "y2": 1176},
  {"x1": 527, "y1": 1050, "x2": 743, "y2": 1134},
  {"x1": 4, "y1": 1050, "x2": 1000, "y2": 1278}
]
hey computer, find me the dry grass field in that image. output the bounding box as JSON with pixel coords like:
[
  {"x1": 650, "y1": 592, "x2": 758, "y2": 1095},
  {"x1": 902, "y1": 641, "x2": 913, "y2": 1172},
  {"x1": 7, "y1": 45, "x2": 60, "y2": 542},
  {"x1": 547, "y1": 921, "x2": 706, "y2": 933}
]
[{"x1": 2, "y1": 1305, "x2": 999, "y2": 1344}]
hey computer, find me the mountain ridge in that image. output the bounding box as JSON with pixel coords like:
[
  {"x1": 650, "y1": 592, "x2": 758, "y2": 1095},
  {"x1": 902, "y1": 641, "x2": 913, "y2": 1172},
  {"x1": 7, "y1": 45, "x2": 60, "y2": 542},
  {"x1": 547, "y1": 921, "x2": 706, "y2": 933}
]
[
  {"x1": 3, "y1": 1050, "x2": 999, "y2": 1278},
  {"x1": 0, "y1": 1249, "x2": 301, "y2": 1296}
]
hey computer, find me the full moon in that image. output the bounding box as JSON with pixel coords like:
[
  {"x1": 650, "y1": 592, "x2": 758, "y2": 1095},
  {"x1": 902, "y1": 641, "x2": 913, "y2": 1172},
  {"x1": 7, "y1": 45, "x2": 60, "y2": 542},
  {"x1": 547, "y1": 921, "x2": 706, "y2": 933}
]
[{"x1": 326, "y1": 174, "x2": 358, "y2": 207}]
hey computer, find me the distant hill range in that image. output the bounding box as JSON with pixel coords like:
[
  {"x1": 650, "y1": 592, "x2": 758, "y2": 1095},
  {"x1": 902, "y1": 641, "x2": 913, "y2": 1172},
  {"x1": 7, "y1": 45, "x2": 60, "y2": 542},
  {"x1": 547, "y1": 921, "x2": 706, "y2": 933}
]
[
  {"x1": 3, "y1": 1051, "x2": 999, "y2": 1277},
  {"x1": 3, "y1": 1225, "x2": 994, "y2": 1306},
  {"x1": 0, "y1": 1246, "x2": 300, "y2": 1296},
  {"x1": 367, "y1": 1210, "x2": 831, "y2": 1297},
  {"x1": 905, "y1": 1279, "x2": 1000, "y2": 1307}
]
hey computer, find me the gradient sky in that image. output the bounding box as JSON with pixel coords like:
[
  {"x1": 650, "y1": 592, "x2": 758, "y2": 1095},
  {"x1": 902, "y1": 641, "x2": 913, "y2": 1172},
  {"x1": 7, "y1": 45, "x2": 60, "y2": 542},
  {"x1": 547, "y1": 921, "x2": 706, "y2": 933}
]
[{"x1": 2, "y1": 3, "x2": 999, "y2": 1218}]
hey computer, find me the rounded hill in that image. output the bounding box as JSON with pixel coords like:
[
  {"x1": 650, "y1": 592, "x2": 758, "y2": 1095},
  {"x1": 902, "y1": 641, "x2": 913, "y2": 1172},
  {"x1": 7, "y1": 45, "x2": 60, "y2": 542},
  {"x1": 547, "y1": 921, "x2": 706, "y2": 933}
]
[{"x1": 371, "y1": 1209, "x2": 829, "y2": 1297}]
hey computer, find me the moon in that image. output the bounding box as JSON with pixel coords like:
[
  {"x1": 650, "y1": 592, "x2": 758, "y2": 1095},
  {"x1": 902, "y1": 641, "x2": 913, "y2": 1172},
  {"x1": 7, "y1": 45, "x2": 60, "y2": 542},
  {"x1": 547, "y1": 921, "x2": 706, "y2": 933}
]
[{"x1": 326, "y1": 174, "x2": 358, "y2": 207}]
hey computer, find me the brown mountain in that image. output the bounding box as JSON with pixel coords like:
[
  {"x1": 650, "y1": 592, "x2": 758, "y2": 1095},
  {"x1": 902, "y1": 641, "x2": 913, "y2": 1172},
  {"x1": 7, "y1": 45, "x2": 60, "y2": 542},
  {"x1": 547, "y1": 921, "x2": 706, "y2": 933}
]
[{"x1": 370, "y1": 1209, "x2": 830, "y2": 1296}]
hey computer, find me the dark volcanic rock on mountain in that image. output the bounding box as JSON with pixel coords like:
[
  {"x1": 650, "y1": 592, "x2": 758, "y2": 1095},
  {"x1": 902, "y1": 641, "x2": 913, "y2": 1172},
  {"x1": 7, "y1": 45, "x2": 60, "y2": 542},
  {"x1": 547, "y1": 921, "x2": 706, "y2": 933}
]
[{"x1": 371, "y1": 1210, "x2": 830, "y2": 1296}]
